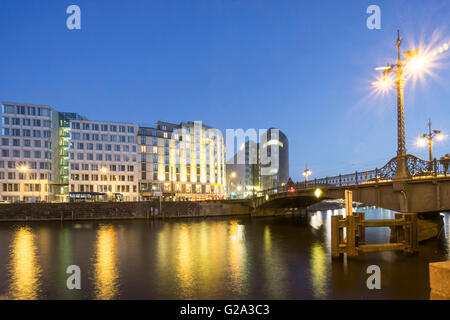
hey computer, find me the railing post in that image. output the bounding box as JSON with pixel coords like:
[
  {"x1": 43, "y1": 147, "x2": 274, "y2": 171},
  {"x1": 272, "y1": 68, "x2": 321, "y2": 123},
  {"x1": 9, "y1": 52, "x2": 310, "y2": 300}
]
[
  {"x1": 375, "y1": 168, "x2": 379, "y2": 183},
  {"x1": 355, "y1": 171, "x2": 358, "y2": 184},
  {"x1": 339, "y1": 174, "x2": 342, "y2": 187},
  {"x1": 433, "y1": 159, "x2": 437, "y2": 176},
  {"x1": 326, "y1": 176, "x2": 328, "y2": 187}
]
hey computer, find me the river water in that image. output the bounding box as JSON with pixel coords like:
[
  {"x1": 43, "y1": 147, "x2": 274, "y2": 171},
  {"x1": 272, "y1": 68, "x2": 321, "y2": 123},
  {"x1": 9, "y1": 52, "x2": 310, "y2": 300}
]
[{"x1": 0, "y1": 208, "x2": 448, "y2": 300}]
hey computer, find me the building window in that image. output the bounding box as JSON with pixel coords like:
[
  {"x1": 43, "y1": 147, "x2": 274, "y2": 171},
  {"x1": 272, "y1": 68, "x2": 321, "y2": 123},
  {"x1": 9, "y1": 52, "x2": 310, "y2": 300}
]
[{"x1": 3, "y1": 105, "x2": 15, "y2": 114}]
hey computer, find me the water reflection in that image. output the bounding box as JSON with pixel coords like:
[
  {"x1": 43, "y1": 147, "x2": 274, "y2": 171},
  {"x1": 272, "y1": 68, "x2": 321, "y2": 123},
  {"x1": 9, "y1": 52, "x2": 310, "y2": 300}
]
[
  {"x1": 227, "y1": 221, "x2": 247, "y2": 296},
  {"x1": 175, "y1": 224, "x2": 195, "y2": 298},
  {"x1": 8, "y1": 226, "x2": 42, "y2": 300},
  {"x1": 93, "y1": 225, "x2": 120, "y2": 300},
  {"x1": 441, "y1": 213, "x2": 450, "y2": 260},
  {"x1": 310, "y1": 211, "x2": 324, "y2": 230},
  {"x1": 0, "y1": 211, "x2": 447, "y2": 300},
  {"x1": 264, "y1": 226, "x2": 271, "y2": 252},
  {"x1": 310, "y1": 242, "x2": 328, "y2": 299}
]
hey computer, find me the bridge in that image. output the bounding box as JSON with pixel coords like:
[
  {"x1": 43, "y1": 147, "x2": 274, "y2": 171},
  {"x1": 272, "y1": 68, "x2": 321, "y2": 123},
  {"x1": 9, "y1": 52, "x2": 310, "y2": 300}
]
[
  {"x1": 252, "y1": 154, "x2": 450, "y2": 214},
  {"x1": 252, "y1": 31, "x2": 450, "y2": 218}
]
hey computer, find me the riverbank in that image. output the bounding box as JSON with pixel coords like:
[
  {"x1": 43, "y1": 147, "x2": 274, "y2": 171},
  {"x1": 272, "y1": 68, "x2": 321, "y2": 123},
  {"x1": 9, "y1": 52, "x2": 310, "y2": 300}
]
[{"x1": 0, "y1": 201, "x2": 251, "y2": 222}]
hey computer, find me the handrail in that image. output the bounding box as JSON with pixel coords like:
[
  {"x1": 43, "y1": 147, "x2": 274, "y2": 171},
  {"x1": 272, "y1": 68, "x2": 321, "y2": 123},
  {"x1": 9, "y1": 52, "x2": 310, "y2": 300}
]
[{"x1": 259, "y1": 154, "x2": 449, "y2": 196}]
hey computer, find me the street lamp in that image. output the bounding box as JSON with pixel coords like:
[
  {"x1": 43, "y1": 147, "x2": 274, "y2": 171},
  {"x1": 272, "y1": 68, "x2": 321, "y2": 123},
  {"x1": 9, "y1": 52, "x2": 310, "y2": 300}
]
[
  {"x1": 18, "y1": 164, "x2": 29, "y2": 172},
  {"x1": 303, "y1": 168, "x2": 312, "y2": 184},
  {"x1": 100, "y1": 166, "x2": 109, "y2": 174},
  {"x1": 16, "y1": 163, "x2": 38, "y2": 202},
  {"x1": 375, "y1": 30, "x2": 427, "y2": 180},
  {"x1": 416, "y1": 119, "x2": 444, "y2": 161}
]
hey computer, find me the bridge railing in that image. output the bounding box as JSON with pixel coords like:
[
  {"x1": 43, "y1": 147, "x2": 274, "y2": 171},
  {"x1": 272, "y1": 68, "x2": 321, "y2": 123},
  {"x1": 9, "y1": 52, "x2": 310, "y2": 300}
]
[{"x1": 259, "y1": 154, "x2": 450, "y2": 198}]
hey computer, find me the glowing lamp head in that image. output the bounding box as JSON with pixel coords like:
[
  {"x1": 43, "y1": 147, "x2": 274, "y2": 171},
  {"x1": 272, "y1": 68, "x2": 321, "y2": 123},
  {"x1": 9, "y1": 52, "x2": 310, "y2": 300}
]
[
  {"x1": 100, "y1": 167, "x2": 108, "y2": 174},
  {"x1": 373, "y1": 76, "x2": 393, "y2": 92},
  {"x1": 416, "y1": 136, "x2": 427, "y2": 148},
  {"x1": 314, "y1": 188, "x2": 322, "y2": 198},
  {"x1": 408, "y1": 55, "x2": 428, "y2": 73},
  {"x1": 289, "y1": 187, "x2": 295, "y2": 193},
  {"x1": 18, "y1": 165, "x2": 29, "y2": 172},
  {"x1": 436, "y1": 133, "x2": 445, "y2": 142},
  {"x1": 230, "y1": 172, "x2": 236, "y2": 179}
]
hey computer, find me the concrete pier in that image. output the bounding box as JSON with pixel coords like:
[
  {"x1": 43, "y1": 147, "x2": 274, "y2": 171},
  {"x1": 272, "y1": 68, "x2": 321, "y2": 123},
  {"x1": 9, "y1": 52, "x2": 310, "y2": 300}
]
[{"x1": 429, "y1": 261, "x2": 450, "y2": 300}]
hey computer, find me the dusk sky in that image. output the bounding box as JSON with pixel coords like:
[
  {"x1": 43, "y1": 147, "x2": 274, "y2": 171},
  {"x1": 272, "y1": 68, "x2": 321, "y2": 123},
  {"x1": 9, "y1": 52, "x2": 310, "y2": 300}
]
[{"x1": 1, "y1": 0, "x2": 449, "y2": 181}]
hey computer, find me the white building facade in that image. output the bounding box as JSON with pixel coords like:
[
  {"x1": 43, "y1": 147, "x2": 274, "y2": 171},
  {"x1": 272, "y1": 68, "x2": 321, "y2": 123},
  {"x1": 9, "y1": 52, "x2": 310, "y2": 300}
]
[
  {"x1": 1, "y1": 102, "x2": 226, "y2": 202},
  {"x1": 0, "y1": 102, "x2": 57, "y2": 202},
  {"x1": 67, "y1": 119, "x2": 139, "y2": 202}
]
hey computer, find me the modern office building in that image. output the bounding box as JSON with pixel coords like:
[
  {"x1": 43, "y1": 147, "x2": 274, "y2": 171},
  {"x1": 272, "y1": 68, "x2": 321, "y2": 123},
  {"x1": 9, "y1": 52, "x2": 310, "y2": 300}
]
[
  {"x1": 138, "y1": 121, "x2": 226, "y2": 201},
  {"x1": 226, "y1": 140, "x2": 260, "y2": 198},
  {"x1": 260, "y1": 128, "x2": 289, "y2": 190},
  {"x1": 225, "y1": 128, "x2": 289, "y2": 198},
  {"x1": 65, "y1": 117, "x2": 139, "y2": 202},
  {"x1": 1, "y1": 102, "x2": 226, "y2": 202}
]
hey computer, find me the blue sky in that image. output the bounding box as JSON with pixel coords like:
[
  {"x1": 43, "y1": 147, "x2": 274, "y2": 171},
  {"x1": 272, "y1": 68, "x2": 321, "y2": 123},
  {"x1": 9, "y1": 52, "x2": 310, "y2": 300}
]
[{"x1": 1, "y1": 0, "x2": 449, "y2": 181}]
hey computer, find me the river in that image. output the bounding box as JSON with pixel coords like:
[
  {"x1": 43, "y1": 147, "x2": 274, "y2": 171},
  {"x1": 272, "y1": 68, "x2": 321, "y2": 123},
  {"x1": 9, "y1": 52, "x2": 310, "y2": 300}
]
[{"x1": 0, "y1": 208, "x2": 448, "y2": 300}]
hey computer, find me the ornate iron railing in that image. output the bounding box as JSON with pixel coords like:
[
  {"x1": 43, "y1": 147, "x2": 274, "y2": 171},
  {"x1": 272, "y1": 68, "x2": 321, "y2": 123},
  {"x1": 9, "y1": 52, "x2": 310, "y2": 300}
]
[
  {"x1": 305, "y1": 154, "x2": 449, "y2": 188},
  {"x1": 260, "y1": 154, "x2": 450, "y2": 197}
]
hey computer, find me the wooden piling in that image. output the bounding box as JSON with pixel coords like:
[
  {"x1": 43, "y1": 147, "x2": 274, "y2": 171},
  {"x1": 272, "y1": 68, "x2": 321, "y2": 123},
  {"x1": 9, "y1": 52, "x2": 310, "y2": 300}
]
[
  {"x1": 331, "y1": 211, "x2": 419, "y2": 258},
  {"x1": 331, "y1": 215, "x2": 339, "y2": 257}
]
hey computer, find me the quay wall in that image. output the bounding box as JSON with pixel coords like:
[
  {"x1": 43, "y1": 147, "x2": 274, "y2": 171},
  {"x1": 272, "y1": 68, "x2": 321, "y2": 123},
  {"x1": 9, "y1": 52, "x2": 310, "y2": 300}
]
[{"x1": 0, "y1": 201, "x2": 251, "y2": 222}]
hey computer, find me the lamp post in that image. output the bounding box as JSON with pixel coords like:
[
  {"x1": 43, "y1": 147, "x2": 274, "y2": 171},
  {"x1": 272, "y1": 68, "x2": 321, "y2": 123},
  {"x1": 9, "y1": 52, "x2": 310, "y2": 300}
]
[
  {"x1": 417, "y1": 119, "x2": 444, "y2": 161},
  {"x1": 303, "y1": 168, "x2": 312, "y2": 186},
  {"x1": 375, "y1": 30, "x2": 422, "y2": 180},
  {"x1": 17, "y1": 163, "x2": 33, "y2": 201}
]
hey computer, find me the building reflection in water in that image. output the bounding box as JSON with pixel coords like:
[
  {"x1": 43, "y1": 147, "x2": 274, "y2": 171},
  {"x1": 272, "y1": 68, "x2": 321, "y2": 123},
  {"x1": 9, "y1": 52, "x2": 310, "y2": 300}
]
[
  {"x1": 310, "y1": 211, "x2": 324, "y2": 230},
  {"x1": 8, "y1": 226, "x2": 42, "y2": 300},
  {"x1": 167, "y1": 220, "x2": 248, "y2": 298},
  {"x1": 227, "y1": 221, "x2": 247, "y2": 296},
  {"x1": 93, "y1": 225, "x2": 120, "y2": 300},
  {"x1": 175, "y1": 224, "x2": 195, "y2": 298}
]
